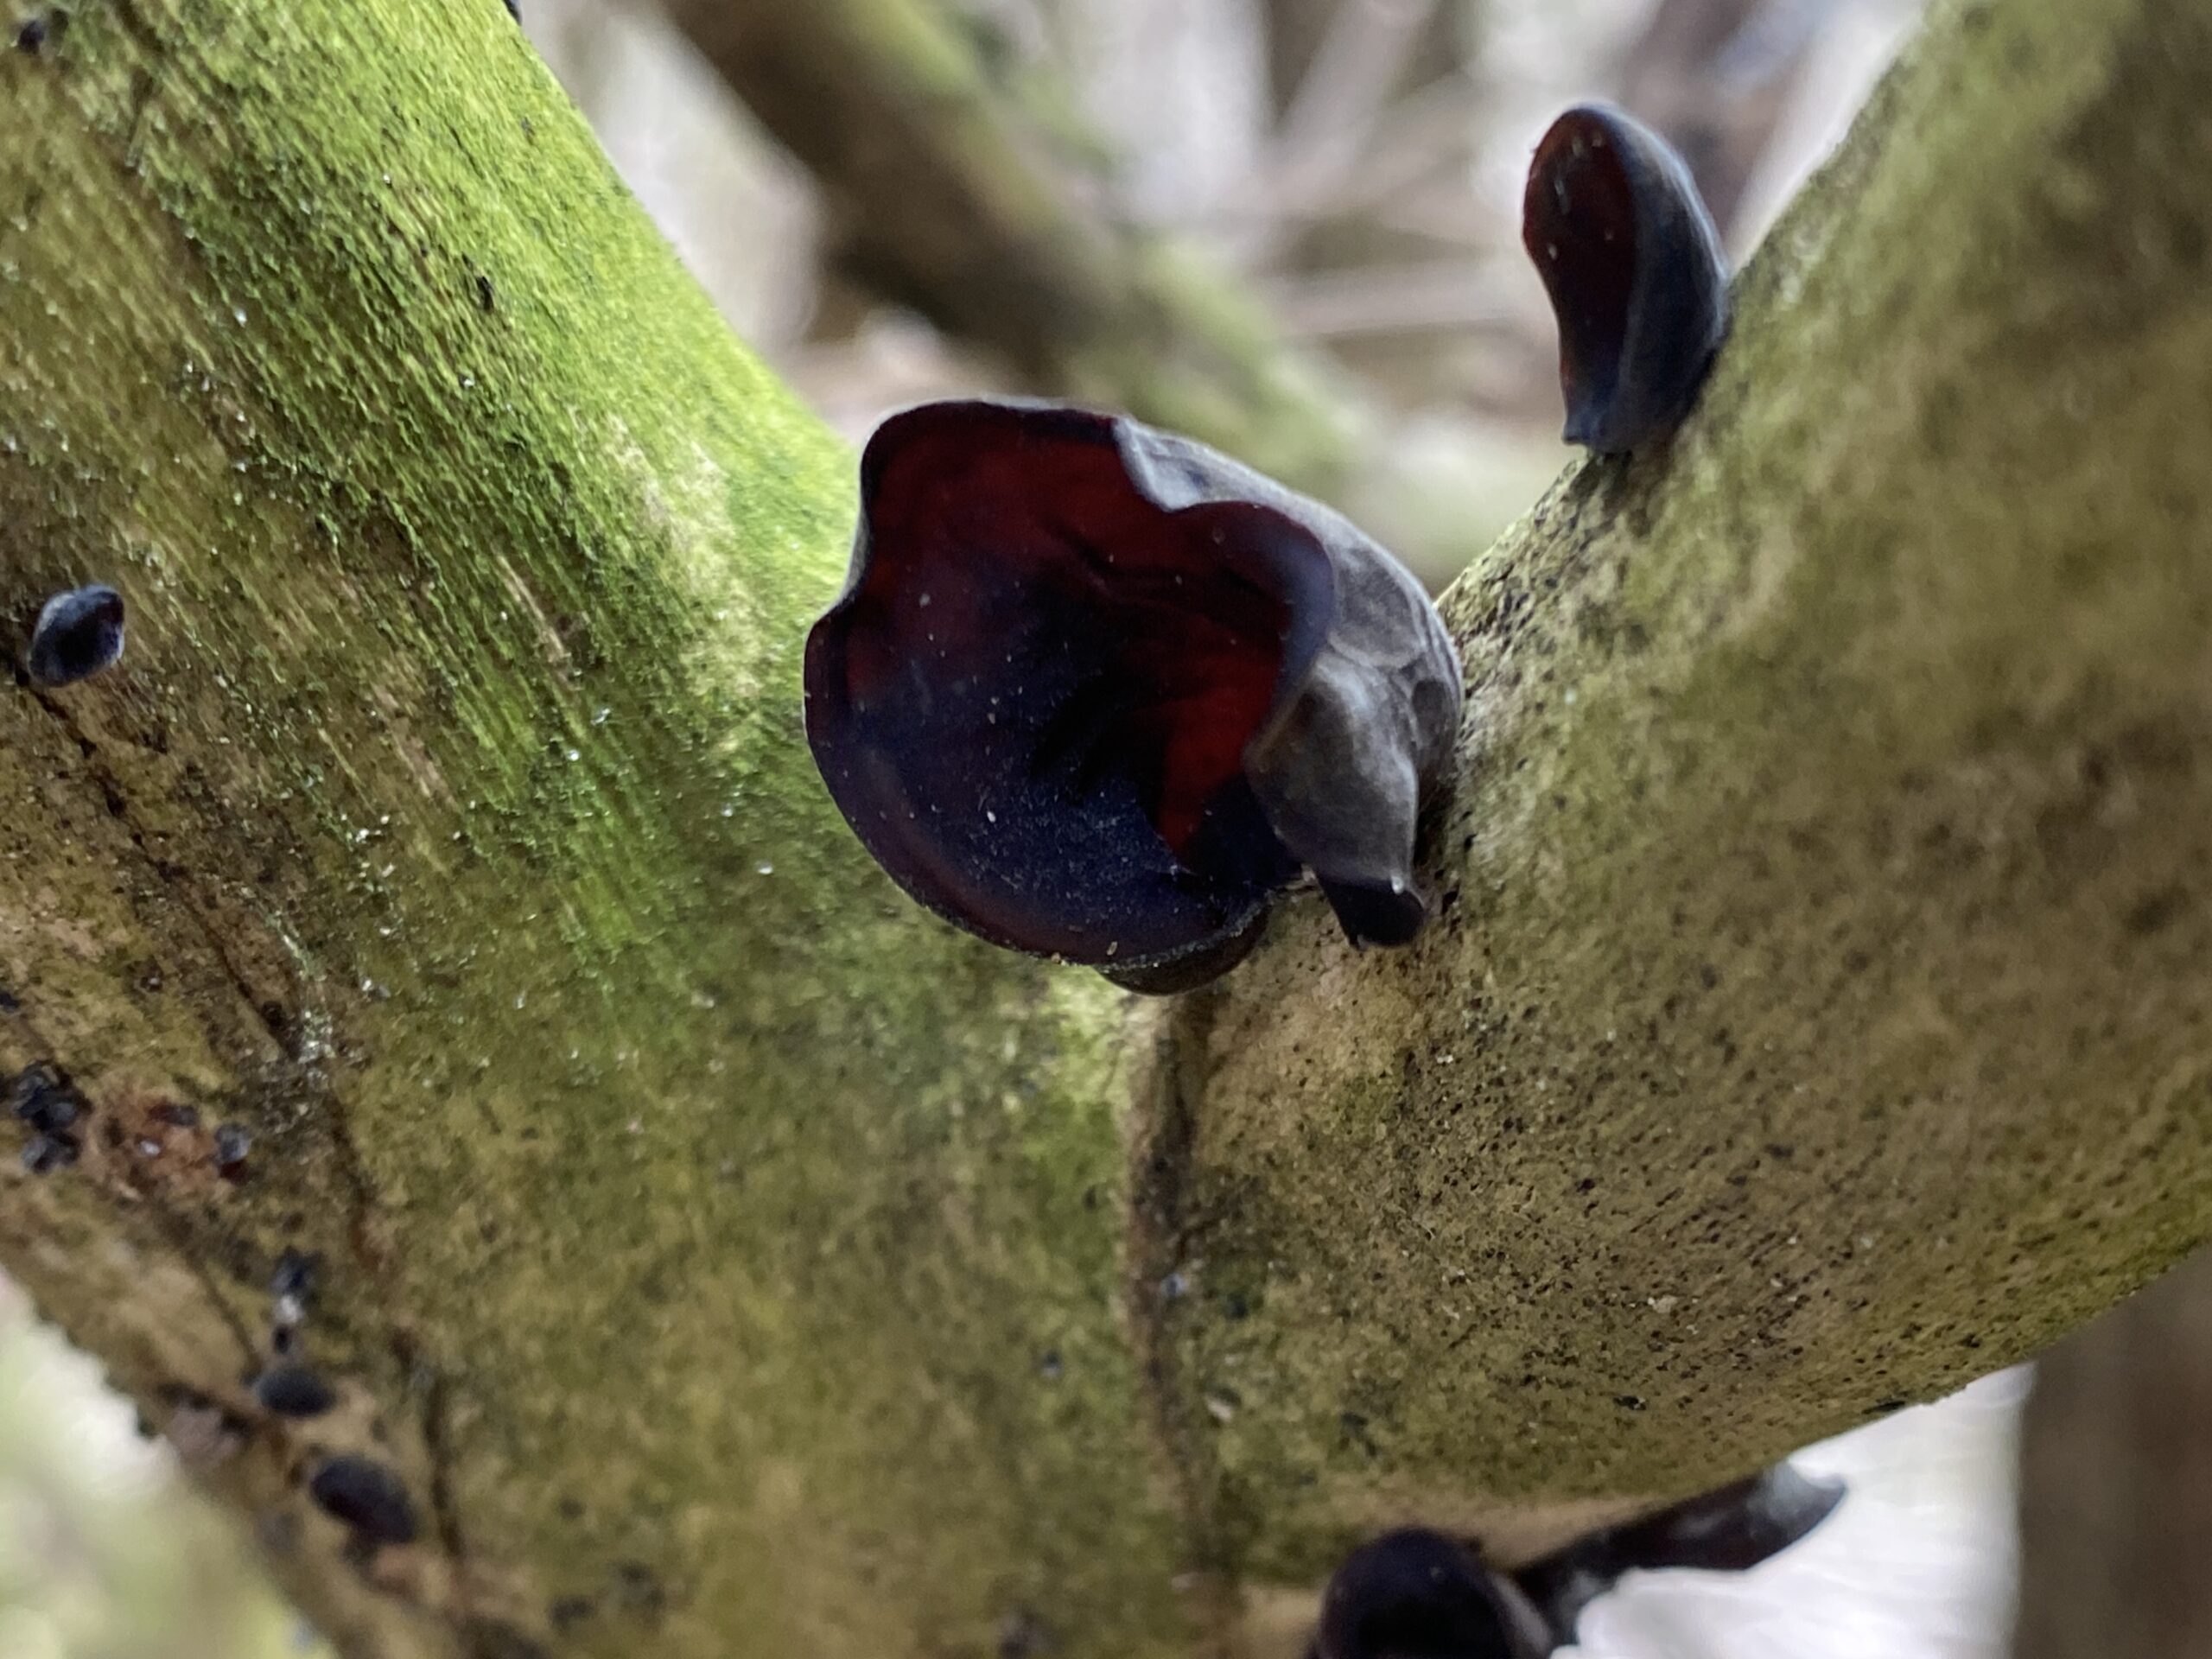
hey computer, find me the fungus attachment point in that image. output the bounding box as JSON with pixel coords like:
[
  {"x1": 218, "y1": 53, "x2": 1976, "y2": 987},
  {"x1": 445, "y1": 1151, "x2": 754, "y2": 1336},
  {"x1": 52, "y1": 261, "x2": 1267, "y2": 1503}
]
[
  {"x1": 804, "y1": 400, "x2": 1463, "y2": 993},
  {"x1": 1313, "y1": 1464, "x2": 1845, "y2": 1657},
  {"x1": 1523, "y1": 103, "x2": 1731, "y2": 454},
  {"x1": 27, "y1": 583, "x2": 125, "y2": 687}
]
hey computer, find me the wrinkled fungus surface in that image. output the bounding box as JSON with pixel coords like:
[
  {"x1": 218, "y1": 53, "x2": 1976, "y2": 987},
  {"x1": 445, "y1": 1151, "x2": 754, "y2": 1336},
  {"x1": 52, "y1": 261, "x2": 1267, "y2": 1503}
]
[{"x1": 804, "y1": 399, "x2": 1462, "y2": 991}]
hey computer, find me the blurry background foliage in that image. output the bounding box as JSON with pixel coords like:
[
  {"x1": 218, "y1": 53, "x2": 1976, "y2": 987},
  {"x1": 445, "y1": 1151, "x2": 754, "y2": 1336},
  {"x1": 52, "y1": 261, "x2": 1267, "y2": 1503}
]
[
  {"x1": 9, "y1": 0, "x2": 2067, "y2": 1656},
  {"x1": 0, "y1": 1280, "x2": 318, "y2": 1659}
]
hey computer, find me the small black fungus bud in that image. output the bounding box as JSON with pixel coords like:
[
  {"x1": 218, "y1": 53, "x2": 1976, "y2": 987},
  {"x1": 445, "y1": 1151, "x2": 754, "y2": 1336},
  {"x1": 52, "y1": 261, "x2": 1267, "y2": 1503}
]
[
  {"x1": 10, "y1": 1062, "x2": 82, "y2": 1135},
  {"x1": 270, "y1": 1248, "x2": 321, "y2": 1303},
  {"x1": 253, "y1": 1363, "x2": 338, "y2": 1419},
  {"x1": 26, "y1": 583, "x2": 126, "y2": 687},
  {"x1": 804, "y1": 399, "x2": 1464, "y2": 994},
  {"x1": 20, "y1": 1132, "x2": 78, "y2": 1175},
  {"x1": 308, "y1": 1454, "x2": 418, "y2": 1546},
  {"x1": 503, "y1": 0, "x2": 519, "y2": 19},
  {"x1": 1522, "y1": 103, "x2": 1731, "y2": 454},
  {"x1": 213, "y1": 1122, "x2": 252, "y2": 1170},
  {"x1": 13, "y1": 12, "x2": 47, "y2": 53}
]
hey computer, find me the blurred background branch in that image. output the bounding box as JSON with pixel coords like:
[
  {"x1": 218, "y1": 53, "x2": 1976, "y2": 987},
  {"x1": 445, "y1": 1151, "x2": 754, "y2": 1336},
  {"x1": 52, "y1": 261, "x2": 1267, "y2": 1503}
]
[
  {"x1": 1614, "y1": 0, "x2": 1831, "y2": 230},
  {"x1": 2012, "y1": 1249, "x2": 2212, "y2": 1659},
  {"x1": 650, "y1": 0, "x2": 1370, "y2": 494},
  {"x1": 567, "y1": 0, "x2": 1915, "y2": 583}
]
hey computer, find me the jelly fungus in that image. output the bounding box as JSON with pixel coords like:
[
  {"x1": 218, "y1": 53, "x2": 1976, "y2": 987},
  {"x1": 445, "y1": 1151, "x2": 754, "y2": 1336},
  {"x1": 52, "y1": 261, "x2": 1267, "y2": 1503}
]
[
  {"x1": 27, "y1": 583, "x2": 125, "y2": 686},
  {"x1": 804, "y1": 399, "x2": 1463, "y2": 993},
  {"x1": 1523, "y1": 103, "x2": 1731, "y2": 454},
  {"x1": 1316, "y1": 1464, "x2": 1844, "y2": 1657}
]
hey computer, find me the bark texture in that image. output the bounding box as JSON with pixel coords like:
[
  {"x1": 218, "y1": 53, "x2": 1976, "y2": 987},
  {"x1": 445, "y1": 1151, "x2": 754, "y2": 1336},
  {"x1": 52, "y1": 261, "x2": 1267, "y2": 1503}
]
[
  {"x1": 0, "y1": 3, "x2": 1167, "y2": 1656},
  {"x1": 1163, "y1": 0, "x2": 2212, "y2": 1587},
  {"x1": 2012, "y1": 1249, "x2": 2212, "y2": 1659},
  {"x1": 0, "y1": 2, "x2": 2208, "y2": 1658}
]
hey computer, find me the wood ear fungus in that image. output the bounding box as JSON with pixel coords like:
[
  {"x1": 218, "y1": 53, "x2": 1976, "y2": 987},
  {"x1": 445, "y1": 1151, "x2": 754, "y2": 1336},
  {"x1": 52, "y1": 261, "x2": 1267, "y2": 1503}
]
[
  {"x1": 803, "y1": 399, "x2": 1464, "y2": 994},
  {"x1": 26, "y1": 583, "x2": 124, "y2": 687},
  {"x1": 1523, "y1": 102, "x2": 1732, "y2": 454},
  {"x1": 1314, "y1": 1464, "x2": 1845, "y2": 1657}
]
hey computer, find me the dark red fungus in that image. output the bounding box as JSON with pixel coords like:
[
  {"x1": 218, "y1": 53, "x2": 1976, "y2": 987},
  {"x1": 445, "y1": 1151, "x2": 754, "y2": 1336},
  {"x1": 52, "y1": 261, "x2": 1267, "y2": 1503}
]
[
  {"x1": 804, "y1": 399, "x2": 1463, "y2": 993},
  {"x1": 1523, "y1": 103, "x2": 1731, "y2": 454}
]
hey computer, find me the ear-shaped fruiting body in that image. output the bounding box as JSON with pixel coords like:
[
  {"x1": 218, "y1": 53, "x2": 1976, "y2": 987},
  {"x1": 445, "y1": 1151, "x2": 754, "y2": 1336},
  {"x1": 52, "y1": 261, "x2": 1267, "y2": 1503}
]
[
  {"x1": 1312, "y1": 1465, "x2": 1844, "y2": 1659},
  {"x1": 1523, "y1": 102, "x2": 1732, "y2": 454},
  {"x1": 804, "y1": 399, "x2": 1463, "y2": 993},
  {"x1": 1511, "y1": 1462, "x2": 1847, "y2": 1647},
  {"x1": 1314, "y1": 1529, "x2": 1554, "y2": 1659},
  {"x1": 26, "y1": 583, "x2": 125, "y2": 687}
]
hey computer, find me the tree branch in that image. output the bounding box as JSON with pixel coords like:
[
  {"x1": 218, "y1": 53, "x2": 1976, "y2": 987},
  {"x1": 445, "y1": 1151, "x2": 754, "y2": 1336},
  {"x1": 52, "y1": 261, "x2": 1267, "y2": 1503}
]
[
  {"x1": 2013, "y1": 1248, "x2": 2212, "y2": 1659},
  {"x1": 1165, "y1": 0, "x2": 2212, "y2": 1586},
  {"x1": 652, "y1": 0, "x2": 1369, "y2": 496},
  {"x1": 1, "y1": 4, "x2": 1166, "y2": 1656}
]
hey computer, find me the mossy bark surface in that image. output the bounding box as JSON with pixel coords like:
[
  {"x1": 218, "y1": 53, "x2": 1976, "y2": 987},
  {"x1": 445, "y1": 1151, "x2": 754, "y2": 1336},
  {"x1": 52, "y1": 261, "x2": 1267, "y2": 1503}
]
[
  {"x1": 0, "y1": 1, "x2": 2209, "y2": 1657},
  {"x1": 1, "y1": 3, "x2": 1179, "y2": 1656},
  {"x1": 1166, "y1": 0, "x2": 2212, "y2": 1588}
]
